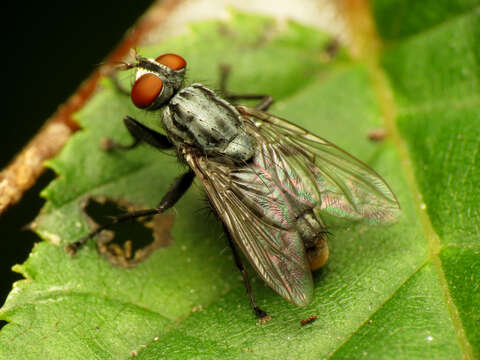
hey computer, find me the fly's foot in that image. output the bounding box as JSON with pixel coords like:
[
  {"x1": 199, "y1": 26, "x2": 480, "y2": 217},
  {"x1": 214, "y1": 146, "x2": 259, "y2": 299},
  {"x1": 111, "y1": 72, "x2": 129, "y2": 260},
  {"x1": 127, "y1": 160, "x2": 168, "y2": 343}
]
[
  {"x1": 100, "y1": 137, "x2": 116, "y2": 151},
  {"x1": 255, "y1": 307, "x2": 271, "y2": 323},
  {"x1": 65, "y1": 238, "x2": 86, "y2": 257},
  {"x1": 100, "y1": 137, "x2": 139, "y2": 152}
]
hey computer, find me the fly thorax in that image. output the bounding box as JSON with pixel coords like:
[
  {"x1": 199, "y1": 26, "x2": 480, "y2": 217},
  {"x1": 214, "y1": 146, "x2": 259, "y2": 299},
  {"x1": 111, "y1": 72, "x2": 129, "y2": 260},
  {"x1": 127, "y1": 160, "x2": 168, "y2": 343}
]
[
  {"x1": 162, "y1": 84, "x2": 256, "y2": 162},
  {"x1": 222, "y1": 132, "x2": 256, "y2": 162}
]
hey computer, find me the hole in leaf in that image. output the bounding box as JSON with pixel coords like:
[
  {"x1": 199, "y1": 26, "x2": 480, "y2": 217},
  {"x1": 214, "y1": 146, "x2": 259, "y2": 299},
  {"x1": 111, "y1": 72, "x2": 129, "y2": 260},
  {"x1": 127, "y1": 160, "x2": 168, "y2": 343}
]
[{"x1": 82, "y1": 196, "x2": 174, "y2": 268}]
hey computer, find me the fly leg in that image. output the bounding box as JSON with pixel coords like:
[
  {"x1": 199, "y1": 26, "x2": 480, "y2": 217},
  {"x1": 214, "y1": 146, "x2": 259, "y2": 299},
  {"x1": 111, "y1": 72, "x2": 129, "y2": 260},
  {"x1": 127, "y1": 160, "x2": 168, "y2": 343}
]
[
  {"x1": 219, "y1": 64, "x2": 274, "y2": 111},
  {"x1": 225, "y1": 229, "x2": 271, "y2": 323},
  {"x1": 66, "y1": 170, "x2": 195, "y2": 255},
  {"x1": 101, "y1": 116, "x2": 173, "y2": 151}
]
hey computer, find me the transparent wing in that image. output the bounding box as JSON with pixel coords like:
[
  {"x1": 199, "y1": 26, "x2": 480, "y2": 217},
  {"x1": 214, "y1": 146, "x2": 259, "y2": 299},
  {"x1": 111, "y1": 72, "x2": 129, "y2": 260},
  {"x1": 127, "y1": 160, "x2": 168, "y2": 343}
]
[
  {"x1": 237, "y1": 105, "x2": 401, "y2": 224},
  {"x1": 186, "y1": 155, "x2": 314, "y2": 306}
]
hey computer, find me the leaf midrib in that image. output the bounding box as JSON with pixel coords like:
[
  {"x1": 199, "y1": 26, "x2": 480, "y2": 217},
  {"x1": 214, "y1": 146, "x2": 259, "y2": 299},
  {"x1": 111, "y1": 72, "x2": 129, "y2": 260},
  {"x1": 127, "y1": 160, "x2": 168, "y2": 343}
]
[
  {"x1": 326, "y1": 260, "x2": 430, "y2": 358},
  {"x1": 343, "y1": 1, "x2": 474, "y2": 359},
  {"x1": 397, "y1": 95, "x2": 480, "y2": 116},
  {"x1": 381, "y1": 5, "x2": 480, "y2": 46}
]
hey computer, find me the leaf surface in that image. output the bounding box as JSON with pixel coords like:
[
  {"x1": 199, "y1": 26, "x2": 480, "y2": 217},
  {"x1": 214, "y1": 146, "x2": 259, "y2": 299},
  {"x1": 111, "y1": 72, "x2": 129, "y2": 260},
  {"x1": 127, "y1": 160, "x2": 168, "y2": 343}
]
[{"x1": 1, "y1": 6, "x2": 478, "y2": 360}]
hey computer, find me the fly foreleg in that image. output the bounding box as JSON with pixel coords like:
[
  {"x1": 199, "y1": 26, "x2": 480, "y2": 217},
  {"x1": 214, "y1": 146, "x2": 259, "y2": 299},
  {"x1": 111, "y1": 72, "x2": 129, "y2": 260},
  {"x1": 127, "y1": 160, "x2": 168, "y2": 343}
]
[
  {"x1": 101, "y1": 116, "x2": 173, "y2": 151},
  {"x1": 66, "y1": 170, "x2": 194, "y2": 255}
]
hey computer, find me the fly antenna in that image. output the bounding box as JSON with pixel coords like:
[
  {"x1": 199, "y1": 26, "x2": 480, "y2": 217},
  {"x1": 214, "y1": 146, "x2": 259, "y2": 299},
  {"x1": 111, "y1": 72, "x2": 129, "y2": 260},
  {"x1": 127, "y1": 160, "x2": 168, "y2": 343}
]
[{"x1": 109, "y1": 49, "x2": 139, "y2": 72}]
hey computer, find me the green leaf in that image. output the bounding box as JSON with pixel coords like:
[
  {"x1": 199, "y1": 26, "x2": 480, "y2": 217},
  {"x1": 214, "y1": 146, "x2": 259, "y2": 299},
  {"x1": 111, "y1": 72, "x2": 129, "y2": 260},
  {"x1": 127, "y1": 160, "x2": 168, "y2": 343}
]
[{"x1": 1, "y1": 6, "x2": 478, "y2": 360}]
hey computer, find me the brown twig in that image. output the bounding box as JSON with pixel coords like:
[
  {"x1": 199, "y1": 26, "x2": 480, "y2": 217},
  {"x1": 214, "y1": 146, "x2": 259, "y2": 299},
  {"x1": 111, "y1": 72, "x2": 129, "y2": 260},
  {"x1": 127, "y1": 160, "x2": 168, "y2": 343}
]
[{"x1": 0, "y1": 0, "x2": 184, "y2": 215}]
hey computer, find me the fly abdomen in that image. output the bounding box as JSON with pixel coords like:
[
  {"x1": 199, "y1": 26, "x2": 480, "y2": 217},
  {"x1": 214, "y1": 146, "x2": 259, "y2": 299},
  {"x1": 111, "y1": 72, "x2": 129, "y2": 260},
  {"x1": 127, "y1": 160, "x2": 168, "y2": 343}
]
[
  {"x1": 162, "y1": 84, "x2": 255, "y2": 162},
  {"x1": 296, "y1": 211, "x2": 329, "y2": 270}
]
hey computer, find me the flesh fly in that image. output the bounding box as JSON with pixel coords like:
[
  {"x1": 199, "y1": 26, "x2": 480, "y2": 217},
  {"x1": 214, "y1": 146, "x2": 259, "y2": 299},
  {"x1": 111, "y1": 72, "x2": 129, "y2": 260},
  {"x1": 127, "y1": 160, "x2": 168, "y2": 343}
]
[{"x1": 68, "y1": 51, "x2": 400, "y2": 321}]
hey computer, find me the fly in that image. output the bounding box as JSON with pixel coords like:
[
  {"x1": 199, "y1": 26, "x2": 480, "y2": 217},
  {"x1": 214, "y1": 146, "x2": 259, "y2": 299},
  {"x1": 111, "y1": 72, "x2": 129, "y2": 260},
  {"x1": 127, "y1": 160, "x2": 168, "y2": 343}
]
[{"x1": 67, "y1": 51, "x2": 400, "y2": 322}]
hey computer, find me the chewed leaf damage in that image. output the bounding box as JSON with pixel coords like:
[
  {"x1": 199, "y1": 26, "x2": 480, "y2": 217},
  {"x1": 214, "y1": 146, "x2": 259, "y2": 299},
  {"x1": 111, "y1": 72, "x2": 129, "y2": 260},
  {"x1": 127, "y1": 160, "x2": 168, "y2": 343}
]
[{"x1": 81, "y1": 196, "x2": 174, "y2": 268}]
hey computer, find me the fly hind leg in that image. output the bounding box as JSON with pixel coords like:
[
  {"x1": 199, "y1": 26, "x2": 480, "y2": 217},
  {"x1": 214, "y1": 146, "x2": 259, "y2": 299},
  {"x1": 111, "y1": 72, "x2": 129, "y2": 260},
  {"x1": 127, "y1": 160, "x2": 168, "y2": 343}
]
[
  {"x1": 224, "y1": 227, "x2": 271, "y2": 323},
  {"x1": 219, "y1": 64, "x2": 274, "y2": 111}
]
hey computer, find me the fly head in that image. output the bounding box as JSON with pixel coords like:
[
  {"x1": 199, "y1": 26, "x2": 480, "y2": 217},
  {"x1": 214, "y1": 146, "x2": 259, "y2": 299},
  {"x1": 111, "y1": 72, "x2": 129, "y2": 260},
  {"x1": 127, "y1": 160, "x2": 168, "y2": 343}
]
[{"x1": 127, "y1": 52, "x2": 186, "y2": 110}]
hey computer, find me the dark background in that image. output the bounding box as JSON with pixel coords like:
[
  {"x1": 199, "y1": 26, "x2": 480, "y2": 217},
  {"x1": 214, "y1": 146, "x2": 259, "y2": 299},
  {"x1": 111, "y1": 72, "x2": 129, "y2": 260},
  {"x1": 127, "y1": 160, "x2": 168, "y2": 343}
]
[{"x1": 1, "y1": 0, "x2": 154, "y2": 327}]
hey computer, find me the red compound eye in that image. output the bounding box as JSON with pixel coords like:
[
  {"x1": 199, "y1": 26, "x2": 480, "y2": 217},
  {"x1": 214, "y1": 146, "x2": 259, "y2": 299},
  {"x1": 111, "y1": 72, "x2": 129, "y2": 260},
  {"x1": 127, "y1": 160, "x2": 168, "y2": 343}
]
[
  {"x1": 155, "y1": 53, "x2": 186, "y2": 70},
  {"x1": 131, "y1": 73, "x2": 163, "y2": 109}
]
